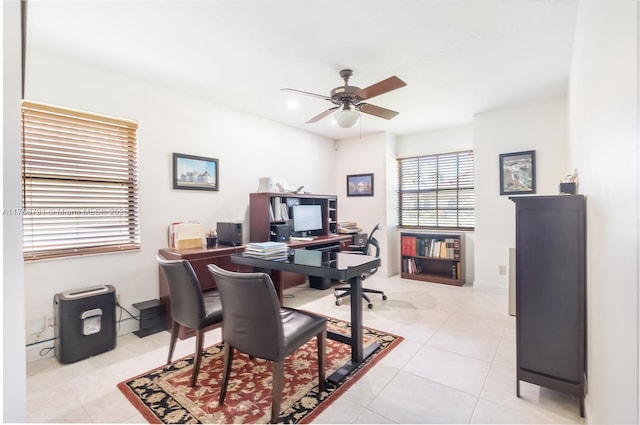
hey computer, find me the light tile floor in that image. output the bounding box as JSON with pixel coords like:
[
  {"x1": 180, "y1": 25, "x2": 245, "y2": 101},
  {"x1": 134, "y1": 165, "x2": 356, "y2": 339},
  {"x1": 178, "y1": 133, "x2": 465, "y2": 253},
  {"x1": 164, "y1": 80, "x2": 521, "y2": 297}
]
[{"x1": 26, "y1": 275, "x2": 586, "y2": 424}]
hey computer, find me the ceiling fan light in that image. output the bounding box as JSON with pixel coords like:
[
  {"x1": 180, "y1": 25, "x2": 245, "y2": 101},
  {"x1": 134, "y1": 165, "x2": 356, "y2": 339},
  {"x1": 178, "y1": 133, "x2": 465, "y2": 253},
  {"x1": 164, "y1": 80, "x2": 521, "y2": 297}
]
[{"x1": 335, "y1": 109, "x2": 360, "y2": 128}]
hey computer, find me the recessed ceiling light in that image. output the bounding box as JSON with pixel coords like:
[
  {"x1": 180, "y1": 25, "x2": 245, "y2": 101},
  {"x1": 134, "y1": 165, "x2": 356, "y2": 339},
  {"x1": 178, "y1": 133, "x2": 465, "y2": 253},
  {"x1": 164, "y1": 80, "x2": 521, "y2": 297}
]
[{"x1": 286, "y1": 100, "x2": 299, "y2": 110}]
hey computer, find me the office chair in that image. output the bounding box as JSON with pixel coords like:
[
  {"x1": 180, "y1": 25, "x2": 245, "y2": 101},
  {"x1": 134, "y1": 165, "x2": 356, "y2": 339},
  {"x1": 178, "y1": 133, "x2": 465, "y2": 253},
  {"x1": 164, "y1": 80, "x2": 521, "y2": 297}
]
[
  {"x1": 334, "y1": 223, "x2": 387, "y2": 309},
  {"x1": 207, "y1": 264, "x2": 326, "y2": 424},
  {"x1": 156, "y1": 255, "x2": 223, "y2": 387}
]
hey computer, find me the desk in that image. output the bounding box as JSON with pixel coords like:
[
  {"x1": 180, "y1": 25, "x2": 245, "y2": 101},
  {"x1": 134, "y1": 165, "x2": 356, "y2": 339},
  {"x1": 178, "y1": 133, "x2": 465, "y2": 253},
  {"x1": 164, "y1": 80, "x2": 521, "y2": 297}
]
[
  {"x1": 231, "y1": 249, "x2": 380, "y2": 384},
  {"x1": 272, "y1": 235, "x2": 353, "y2": 289}
]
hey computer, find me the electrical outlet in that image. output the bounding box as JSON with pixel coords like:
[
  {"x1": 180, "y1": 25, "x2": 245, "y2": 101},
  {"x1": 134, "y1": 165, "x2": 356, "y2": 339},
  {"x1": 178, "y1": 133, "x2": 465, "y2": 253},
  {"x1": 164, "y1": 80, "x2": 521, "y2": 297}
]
[
  {"x1": 116, "y1": 293, "x2": 121, "y2": 305},
  {"x1": 498, "y1": 265, "x2": 507, "y2": 275},
  {"x1": 46, "y1": 315, "x2": 55, "y2": 328}
]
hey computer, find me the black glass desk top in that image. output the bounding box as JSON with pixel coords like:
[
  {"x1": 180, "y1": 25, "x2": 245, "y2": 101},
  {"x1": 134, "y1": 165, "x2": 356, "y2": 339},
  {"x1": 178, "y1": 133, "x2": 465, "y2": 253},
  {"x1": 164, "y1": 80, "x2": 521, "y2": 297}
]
[
  {"x1": 230, "y1": 248, "x2": 381, "y2": 384},
  {"x1": 230, "y1": 249, "x2": 379, "y2": 281}
]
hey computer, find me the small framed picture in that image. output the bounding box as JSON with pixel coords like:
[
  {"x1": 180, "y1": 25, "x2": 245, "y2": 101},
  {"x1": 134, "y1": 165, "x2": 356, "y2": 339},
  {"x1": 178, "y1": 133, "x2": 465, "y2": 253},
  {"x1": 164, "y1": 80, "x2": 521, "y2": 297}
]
[
  {"x1": 499, "y1": 150, "x2": 536, "y2": 195},
  {"x1": 346, "y1": 173, "x2": 374, "y2": 197},
  {"x1": 173, "y1": 153, "x2": 219, "y2": 191}
]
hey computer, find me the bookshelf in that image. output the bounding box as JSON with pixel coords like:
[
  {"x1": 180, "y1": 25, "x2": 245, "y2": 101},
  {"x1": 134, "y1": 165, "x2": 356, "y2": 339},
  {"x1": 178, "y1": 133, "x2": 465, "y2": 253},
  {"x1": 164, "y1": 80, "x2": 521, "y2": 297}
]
[{"x1": 400, "y1": 232, "x2": 464, "y2": 286}]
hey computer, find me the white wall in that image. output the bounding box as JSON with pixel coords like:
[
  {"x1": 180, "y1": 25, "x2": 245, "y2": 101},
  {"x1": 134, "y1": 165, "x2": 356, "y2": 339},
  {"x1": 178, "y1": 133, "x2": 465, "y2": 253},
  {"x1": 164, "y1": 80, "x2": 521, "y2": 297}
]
[
  {"x1": 473, "y1": 98, "x2": 568, "y2": 287},
  {"x1": 22, "y1": 47, "x2": 337, "y2": 359},
  {"x1": 568, "y1": 0, "x2": 639, "y2": 423},
  {"x1": 3, "y1": 0, "x2": 27, "y2": 421},
  {"x1": 396, "y1": 125, "x2": 476, "y2": 284},
  {"x1": 335, "y1": 132, "x2": 395, "y2": 275}
]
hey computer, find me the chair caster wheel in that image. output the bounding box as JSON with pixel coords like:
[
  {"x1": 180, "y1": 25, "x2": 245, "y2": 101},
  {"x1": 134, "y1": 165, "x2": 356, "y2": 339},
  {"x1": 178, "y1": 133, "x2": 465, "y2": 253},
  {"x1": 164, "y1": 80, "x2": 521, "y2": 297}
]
[
  {"x1": 335, "y1": 299, "x2": 342, "y2": 306},
  {"x1": 382, "y1": 295, "x2": 387, "y2": 300},
  {"x1": 368, "y1": 303, "x2": 373, "y2": 309}
]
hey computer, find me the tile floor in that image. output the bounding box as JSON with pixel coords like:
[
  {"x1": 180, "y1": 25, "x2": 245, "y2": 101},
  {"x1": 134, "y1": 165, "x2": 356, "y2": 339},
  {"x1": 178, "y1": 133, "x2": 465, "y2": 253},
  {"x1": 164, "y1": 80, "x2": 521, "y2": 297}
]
[{"x1": 26, "y1": 275, "x2": 586, "y2": 424}]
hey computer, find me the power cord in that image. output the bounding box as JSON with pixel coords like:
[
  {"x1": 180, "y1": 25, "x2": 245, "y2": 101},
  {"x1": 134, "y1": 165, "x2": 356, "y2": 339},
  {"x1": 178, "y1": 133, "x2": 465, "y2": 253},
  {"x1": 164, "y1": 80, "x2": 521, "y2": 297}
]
[
  {"x1": 39, "y1": 346, "x2": 54, "y2": 357},
  {"x1": 117, "y1": 301, "x2": 139, "y2": 322},
  {"x1": 116, "y1": 301, "x2": 139, "y2": 334}
]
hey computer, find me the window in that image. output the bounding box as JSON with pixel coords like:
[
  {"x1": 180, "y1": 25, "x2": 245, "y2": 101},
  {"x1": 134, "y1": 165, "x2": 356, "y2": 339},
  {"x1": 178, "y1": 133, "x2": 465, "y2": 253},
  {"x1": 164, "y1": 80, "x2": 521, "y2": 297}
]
[
  {"x1": 397, "y1": 150, "x2": 474, "y2": 230},
  {"x1": 21, "y1": 101, "x2": 140, "y2": 260}
]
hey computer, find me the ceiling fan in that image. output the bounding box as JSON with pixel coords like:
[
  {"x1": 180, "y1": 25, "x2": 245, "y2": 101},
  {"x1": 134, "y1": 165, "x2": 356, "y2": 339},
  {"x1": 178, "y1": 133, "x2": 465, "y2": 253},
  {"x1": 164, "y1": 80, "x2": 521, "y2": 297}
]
[{"x1": 281, "y1": 69, "x2": 407, "y2": 128}]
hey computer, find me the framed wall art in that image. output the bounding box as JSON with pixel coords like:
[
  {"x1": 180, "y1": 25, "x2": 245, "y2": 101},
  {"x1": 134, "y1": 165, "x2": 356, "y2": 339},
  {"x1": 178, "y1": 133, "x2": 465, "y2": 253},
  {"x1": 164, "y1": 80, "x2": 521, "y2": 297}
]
[
  {"x1": 499, "y1": 150, "x2": 536, "y2": 195},
  {"x1": 346, "y1": 173, "x2": 374, "y2": 197},
  {"x1": 173, "y1": 153, "x2": 219, "y2": 191}
]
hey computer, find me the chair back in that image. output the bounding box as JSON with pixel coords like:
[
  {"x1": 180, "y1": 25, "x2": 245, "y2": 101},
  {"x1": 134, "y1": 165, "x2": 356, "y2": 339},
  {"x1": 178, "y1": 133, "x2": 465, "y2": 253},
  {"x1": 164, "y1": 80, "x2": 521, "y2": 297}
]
[
  {"x1": 362, "y1": 224, "x2": 382, "y2": 279},
  {"x1": 156, "y1": 255, "x2": 207, "y2": 329},
  {"x1": 364, "y1": 224, "x2": 382, "y2": 258},
  {"x1": 207, "y1": 264, "x2": 284, "y2": 361}
]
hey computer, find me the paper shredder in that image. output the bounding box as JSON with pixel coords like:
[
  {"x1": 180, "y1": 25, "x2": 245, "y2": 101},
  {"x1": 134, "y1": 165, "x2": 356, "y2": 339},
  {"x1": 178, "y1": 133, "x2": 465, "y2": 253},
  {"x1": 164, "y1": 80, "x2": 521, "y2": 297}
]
[{"x1": 54, "y1": 284, "x2": 117, "y2": 363}]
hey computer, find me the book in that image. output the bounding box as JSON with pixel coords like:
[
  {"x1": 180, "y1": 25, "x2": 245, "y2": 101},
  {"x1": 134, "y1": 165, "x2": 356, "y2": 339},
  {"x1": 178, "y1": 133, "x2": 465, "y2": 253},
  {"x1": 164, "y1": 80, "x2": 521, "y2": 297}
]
[{"x1": 244, "y1": 241, "x2": 289, "y2": 260}]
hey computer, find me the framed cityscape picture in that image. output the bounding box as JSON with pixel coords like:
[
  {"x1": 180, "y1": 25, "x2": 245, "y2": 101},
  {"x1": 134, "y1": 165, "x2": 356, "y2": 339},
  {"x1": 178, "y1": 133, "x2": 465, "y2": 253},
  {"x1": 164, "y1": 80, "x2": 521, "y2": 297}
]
[
  {"x1": 499, "y1": 150, "x2": 536, "y2": 195},
  {"x1": 173, "y1": 153, "x2": 219, "y2": 191}
]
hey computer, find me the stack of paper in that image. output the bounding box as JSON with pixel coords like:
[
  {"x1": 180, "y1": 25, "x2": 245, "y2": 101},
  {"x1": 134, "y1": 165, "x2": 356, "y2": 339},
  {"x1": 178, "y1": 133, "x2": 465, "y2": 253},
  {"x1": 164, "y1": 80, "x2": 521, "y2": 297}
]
[{"x1": 244, "y1": 242, "x2": 289, "y2": 260}]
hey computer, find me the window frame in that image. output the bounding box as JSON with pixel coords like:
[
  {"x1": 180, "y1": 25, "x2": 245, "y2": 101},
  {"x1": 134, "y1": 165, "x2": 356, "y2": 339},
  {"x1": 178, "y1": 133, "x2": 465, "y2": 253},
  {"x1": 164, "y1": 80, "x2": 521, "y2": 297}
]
[
  {"x1": 397, "y1": 150, "x2": 475, "y2": 231},
  {"x1": 20, "y1": 100, "x2": 140, "y2": 261}
]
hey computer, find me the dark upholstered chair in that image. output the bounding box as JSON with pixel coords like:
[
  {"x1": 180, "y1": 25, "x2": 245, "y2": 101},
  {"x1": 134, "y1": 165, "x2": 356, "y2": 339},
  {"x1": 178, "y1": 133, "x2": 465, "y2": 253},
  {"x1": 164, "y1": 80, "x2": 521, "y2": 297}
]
[
  {"x1": 334, "y1": 223, "x2": 387, "y2": 309},
  {"x1": 156, "y1": 254, "x2": 223, "y2": 387},
  {"x1": 207, "y1": 264, "x2": 327, "y2": 424}
]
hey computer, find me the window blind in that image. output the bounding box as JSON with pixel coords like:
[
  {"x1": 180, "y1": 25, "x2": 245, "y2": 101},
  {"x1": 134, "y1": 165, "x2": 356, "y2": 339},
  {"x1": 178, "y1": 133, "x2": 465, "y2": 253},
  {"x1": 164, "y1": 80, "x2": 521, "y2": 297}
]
[
  {"x1": 21, "y1": 101, "x2": 140, "y2": 260},
  {"x1": 397, "y1": 150, "x2": 475, "y2": 229}
]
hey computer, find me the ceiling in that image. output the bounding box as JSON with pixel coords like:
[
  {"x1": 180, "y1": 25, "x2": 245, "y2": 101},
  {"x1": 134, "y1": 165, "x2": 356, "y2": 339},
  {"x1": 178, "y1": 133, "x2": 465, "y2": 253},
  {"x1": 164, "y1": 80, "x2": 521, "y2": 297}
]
[{"x1": 25, "y1": 0, "x2": 579, "y2": 140}]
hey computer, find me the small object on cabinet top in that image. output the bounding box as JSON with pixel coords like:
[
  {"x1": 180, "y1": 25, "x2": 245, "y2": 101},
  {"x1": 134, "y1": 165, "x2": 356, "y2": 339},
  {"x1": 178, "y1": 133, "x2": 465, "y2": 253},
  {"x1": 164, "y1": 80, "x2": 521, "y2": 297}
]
[{"x1": 337, "y1": 221, "x2": 362, "y2": 234}]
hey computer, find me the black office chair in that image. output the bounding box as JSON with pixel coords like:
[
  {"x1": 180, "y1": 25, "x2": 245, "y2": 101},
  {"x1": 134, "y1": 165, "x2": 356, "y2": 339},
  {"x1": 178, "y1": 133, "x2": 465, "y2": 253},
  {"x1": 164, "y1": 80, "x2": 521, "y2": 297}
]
[
  {"x1": 156, "y1": 254, "x2": 224, "y2": 387},
  {"x1": 334, "y1": 223, "x2": 387, "y2": 309},
  {"x1": 207, "y1": 264, "x2": 326, "y2": 424}
]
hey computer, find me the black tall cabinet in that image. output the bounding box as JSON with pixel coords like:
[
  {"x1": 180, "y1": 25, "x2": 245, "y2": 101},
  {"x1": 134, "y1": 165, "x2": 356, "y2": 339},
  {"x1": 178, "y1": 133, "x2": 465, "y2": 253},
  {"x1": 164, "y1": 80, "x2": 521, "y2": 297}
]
[{"x1": 511, "y1": 195, "x2": 586, "y2": 417}]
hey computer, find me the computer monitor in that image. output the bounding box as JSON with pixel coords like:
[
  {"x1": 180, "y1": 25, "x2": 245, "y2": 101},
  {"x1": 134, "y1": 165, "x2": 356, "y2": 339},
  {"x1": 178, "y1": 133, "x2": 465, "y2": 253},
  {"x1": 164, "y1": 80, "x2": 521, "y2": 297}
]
[{"x1": 292, "y1": 204, "x2": 323, "y2": 237}]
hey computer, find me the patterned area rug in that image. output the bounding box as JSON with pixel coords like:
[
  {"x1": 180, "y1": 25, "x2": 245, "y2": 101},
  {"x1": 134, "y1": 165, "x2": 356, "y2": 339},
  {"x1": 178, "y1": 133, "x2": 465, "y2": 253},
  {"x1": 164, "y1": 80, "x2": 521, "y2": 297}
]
[{"x1": 118, "y1": 316, "x2": 402, "y2": 424}]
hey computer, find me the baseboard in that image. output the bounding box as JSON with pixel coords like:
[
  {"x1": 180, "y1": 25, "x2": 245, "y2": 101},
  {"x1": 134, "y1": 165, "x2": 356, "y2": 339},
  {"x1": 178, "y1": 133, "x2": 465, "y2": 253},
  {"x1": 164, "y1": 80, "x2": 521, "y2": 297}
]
[{"x1": 25, "y1": 316, "x2": 140, "y2": 363}]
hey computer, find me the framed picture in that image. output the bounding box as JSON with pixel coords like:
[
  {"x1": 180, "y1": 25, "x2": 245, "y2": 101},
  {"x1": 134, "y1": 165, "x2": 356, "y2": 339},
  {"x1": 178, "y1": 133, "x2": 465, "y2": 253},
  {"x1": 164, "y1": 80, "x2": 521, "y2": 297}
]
[
  {"x1": 499, "y1": 150, "x2": 536, "y2": 195},
  {"x1": 173, "y1": 153, "x2": 219, "y2": 191},
  {"x1": 346, "y1": 173, "x2": 374, "y2": 197}
]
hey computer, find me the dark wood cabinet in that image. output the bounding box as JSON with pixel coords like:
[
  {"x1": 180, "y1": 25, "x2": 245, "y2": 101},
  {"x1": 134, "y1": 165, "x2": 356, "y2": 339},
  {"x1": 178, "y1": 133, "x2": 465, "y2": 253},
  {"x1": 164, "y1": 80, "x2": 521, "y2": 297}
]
[
  {"x1": 249, "y1": 192, "x2": 349, "y2": 288},
  {"x1": 249, "y1": 192, "x2": 339, "y2": 242},
  {"x1": 511, "y1": 195, "x2": 586, "y2": 417}
]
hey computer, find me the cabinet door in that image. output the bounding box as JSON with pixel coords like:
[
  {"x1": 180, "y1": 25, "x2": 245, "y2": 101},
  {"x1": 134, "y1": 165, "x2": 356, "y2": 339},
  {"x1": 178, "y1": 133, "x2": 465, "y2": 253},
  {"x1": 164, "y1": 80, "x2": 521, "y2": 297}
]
[{"x1": 517, "y1": 207, "x2": 582, "y2": 383}]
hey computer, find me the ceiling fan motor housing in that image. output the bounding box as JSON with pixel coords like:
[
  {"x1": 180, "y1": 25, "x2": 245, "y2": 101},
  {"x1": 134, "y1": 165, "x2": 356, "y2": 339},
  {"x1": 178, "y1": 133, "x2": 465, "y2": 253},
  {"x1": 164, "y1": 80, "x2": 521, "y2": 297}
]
[{"x1": 330, "y1": 86, "x2": 362, "y2": 107}]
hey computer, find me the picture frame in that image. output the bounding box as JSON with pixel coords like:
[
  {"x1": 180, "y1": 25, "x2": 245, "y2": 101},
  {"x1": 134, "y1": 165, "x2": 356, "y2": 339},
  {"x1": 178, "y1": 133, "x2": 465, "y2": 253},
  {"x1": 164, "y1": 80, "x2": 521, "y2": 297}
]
[
  {"x1": 346, "y1": 173, "x2": 374, "y2": 197},
  {"x1": 173, "y1": 152, "x2": 219, "y2": 191},
  {"x1": 499, "y1": 150, "x2": 536, "y2": 195}
]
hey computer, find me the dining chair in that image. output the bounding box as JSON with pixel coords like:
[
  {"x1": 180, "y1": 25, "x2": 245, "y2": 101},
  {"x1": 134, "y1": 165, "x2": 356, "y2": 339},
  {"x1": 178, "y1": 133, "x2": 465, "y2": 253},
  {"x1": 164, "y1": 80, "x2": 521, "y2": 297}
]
[
  {"x1": 156, "y1": 254, "x2": 223, "y2": 387},
  {"x1": 207, "y1": 264, "x2": 326, "y2": 424}
]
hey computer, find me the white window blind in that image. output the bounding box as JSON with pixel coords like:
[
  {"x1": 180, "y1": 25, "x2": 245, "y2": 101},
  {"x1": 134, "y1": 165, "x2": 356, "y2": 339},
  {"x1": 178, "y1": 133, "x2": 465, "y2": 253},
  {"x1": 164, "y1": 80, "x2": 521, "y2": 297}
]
[
  {"x1": 21, "y1": 101, "x2": 140, "y2": 260},
  {"x1": 397, "y1": 150, "x2": 475, "y2": 229}
]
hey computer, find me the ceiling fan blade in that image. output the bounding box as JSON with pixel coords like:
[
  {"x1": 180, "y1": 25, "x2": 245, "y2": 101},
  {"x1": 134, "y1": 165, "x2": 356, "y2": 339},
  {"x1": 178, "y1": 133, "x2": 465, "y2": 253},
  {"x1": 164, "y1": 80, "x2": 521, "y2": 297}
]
[
  {"x1": 356, "y1": 103, "x2": 400, "y2": 120},
  {"x1": 355, "y1": 76, "x2": 407, "y2": 100},
  {"x1": 306, "y1": 106, "x2": 339, "y2": 123},
  {"x1": 281, "y1": 88, "x2": 332, "y2": 101}
]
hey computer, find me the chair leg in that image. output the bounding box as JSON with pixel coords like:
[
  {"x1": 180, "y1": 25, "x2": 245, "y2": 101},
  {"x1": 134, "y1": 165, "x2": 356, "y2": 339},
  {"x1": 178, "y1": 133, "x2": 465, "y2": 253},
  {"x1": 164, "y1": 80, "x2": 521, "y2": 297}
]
[
  {"x1": 190, "y1": 329, "x2": 205, "y2": 387},
  {"x1": 317, "y1": 331, "x2": 326, "y2": 392},
  {"x1": 334, "y1": 287, "x2": 351, "y2": 300},
  {"x1": 271, "y1": 361, "x2": 285, "y2": 424},
  {"x1": 167, "y1": 321, "x2": 180, "y2": 364},
  {"x1": 219, "y1": 342, "x2": 234, "y2": 405}
]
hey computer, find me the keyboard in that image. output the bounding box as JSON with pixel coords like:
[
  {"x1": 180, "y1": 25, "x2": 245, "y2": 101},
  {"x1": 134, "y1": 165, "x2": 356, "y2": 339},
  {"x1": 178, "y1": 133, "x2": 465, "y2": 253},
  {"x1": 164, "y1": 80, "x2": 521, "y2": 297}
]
[{"x1": 290, "y1": 236, "x2": 314, "y2": 241}]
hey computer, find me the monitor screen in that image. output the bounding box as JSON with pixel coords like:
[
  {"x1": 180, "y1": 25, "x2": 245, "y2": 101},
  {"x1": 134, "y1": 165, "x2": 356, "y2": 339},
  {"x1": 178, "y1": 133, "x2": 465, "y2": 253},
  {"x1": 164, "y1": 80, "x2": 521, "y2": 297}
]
[{"x1": 292, "y1": 204, "x2": 323, "y2": 234}]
